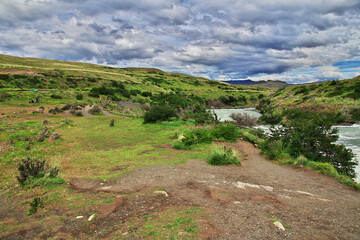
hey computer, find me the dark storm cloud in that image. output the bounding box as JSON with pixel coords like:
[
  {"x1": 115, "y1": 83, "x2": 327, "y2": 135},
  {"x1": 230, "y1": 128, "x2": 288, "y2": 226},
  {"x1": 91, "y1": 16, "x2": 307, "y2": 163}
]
[{"x1": 0, "y1": 0, "x2": 359, "y2": 82}]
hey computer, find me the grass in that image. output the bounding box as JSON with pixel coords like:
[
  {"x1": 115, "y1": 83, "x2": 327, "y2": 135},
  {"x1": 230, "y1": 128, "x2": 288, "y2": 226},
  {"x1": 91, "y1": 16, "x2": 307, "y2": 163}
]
[
  {"x1": 272, "y1": 153, "x2": 360, "y2": 190},
  {"x1": 112, "y1": 206, "x2": 204, "y2": 239},
  {"x1": 0, "y1": 54, "x2": 272, "y2": 104},
  {"x1": 0, "y1": 104, "x2": 215, "y2": 239}
]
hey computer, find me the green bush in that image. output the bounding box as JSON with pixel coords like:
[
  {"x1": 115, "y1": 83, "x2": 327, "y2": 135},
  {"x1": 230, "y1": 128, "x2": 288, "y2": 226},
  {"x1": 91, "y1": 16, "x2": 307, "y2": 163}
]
[
  {"x1": 75, "y1": 93, "x2": 83, "y2": 100},
  {"x1": 0, "y1": 92, "x2": 12, "y2": 102},
  {"x1": 50, "y1": 94, "x2": 63, "y2": 99},
  {"x1": 262, "y1": 114, "x2": 356, "y2": 178},
  {"x1": 88, "y1": 105, "x2": 102, "y2": 115},
  {"x1": 211, "y1": 123, "x2": 239, "y2": 142},
  {"x1": 172, "y1": 141, "x2": 189, "y2": 150},
  {"x1": 16, "y1": 157, "x2": 61, "y2": 186},
  {"x1": 25, "y1": 196, "x2": 44, "y2": 216},
  {"x1": 181, "y1": 128, "x2": 214, "y2": 147},
  {"x1": 208, "y1": 147, "x2": 241, "y2": 166},
  {"x1": 350, "y1": 108, "x2": 360, "y2": 121},
  {"x1": 143, "y1": 105, "x2": 178, "y2": 123},
  {"x1": 306, "y1": 161, "x2": 339, "y2": 177}
]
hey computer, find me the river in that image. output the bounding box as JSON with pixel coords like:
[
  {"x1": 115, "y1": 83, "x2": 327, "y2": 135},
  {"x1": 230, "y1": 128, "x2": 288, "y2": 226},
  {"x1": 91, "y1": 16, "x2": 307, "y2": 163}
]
[{"x1": 213, "y1": 108, "x2": 360, "y2": 182}]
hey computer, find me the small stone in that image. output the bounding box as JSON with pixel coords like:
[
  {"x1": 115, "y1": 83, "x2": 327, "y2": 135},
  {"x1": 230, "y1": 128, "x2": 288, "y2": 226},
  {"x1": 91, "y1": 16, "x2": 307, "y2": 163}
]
[
  {"x1": 76, "y1": 216, "x2": 84, "y2": 219},
  {"x1": 154, "y1": 190, "x2": 168, "y2": 197},
  {"x1": 88, "y1": 214, "x2": 96, "y2": 222},
  {"x1": 234, "y1": 201, "x2": 241, "y2": 204},
  {"x1": 274, "y1": 221, "x2": 285, "y2": 231}
]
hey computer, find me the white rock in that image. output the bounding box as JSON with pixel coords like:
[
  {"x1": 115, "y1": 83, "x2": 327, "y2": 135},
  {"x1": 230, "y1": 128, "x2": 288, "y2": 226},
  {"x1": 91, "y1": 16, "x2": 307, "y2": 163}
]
[
  {"x1": 76, "y1": 216, "x2": 84, "y2": 219},
  {"x1": 154, "y1": 190, "x2": 168, "y2": 197},
  {"x1": 274, "y1": 221, "x2": 285, "y2": 231},
  {"x1": 88, "y1": 214, "x2": 96, "y2": 221}
]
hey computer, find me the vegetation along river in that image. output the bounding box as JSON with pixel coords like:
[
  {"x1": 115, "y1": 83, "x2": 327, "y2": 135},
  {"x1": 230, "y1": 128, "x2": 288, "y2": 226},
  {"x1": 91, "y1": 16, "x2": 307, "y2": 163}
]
[{"x1": 213, "y1": 108, "x2": 360, "y2": 183}]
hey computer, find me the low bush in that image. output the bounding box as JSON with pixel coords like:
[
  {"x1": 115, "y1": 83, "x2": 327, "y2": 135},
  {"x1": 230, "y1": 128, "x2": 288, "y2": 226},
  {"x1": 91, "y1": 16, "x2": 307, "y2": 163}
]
[
  {"x1": 88, "y1": 105, "x2": 102, "y2": 115},
  {"x1": 25, "y1": 196, "x2": 45, "y2": 216},
  {"x1": 208, "y1": 147, "x2": 241, "y2": 166},
  {"x1": 349, "y1": 108, "x2": 360, "y2": 121},
  {"x1": 16, "y1": 157, "x2": 62, "y2": 187},
  {"x1": 143, "y1": 105, "x2": 178, "y2": 123},
  {"x1": 261, "y1": 114, "x2": 356, "y2": 178},
  {"x1": 75, "y1": 93, "x2": 83, "y2": 100},
  {"x1": 211, "y1": 123, "x2": 239, "y2": 142},
  {"x1": 181, "y1": 128, "x2": 214, "y2": 147},
  {"x1": 50, "y1": 94, "x2": 63, "y2": 99},
  {"x1": 70, "y1": 110, "x2": 83, "y2": 116},
  {"x1": 0, "y1": 92, "x2": 12, "y2": 102}
]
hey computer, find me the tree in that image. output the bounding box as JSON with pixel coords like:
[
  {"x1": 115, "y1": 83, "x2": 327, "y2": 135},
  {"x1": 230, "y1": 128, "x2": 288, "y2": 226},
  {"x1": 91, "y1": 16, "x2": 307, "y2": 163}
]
[{"x1": 266, "y1": 114, "x2": 356, "y2": 178}]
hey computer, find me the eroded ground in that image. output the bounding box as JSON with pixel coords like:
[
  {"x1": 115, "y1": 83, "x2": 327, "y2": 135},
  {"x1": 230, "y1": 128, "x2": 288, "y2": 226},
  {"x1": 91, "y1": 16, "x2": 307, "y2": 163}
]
[{"x1": 0, "y1": 108, "x2": 359, "y2": 240}]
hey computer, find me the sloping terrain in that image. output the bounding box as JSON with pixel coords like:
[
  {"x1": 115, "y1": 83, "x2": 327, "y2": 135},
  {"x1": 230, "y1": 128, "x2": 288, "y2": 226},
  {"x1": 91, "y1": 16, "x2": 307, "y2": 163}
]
[
  {"x1": 258, "y1": 76, "x2": 360, "y2": 122},
  {"x1": 0, "y1": 54, "x2": 270, "y2": 102}
]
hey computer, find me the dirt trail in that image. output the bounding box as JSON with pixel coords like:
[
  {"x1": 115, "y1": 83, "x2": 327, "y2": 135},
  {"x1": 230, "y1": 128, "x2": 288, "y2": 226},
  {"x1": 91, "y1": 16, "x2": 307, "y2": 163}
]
[{"x1": 71, "y1": 140, "x2": 360, "y2": 240}]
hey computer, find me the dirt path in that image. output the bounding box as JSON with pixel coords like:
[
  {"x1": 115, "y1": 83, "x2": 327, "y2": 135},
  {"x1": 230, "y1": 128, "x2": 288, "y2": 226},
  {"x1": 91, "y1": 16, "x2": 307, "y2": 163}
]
[{"x1": 71, "y1": 140, "x2": 360, "y2": 239}]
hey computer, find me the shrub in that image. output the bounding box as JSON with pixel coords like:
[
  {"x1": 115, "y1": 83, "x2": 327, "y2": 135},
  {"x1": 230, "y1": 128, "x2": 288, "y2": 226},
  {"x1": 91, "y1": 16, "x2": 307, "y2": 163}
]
[
  {"x1": 75, "y1": 93, "x2": 83, "y2": 100},
  {"x1": 230, "y1": 112, "x2": 258, "y2": 128},
  {"x1": 208, "y1": 147, "x2": 241, "y2": 166},
  {"x1": 88, "y1": 105, "x2": 102, "y2": 115},
  {"x1": 172, "y1": 141, "x2": 189, "y2": 150},
  {"x1": 258, "y1": 111, "x2": 282, "y2": 125},
  {"x1": 260, "y1": 140, "x2": 287, "y2": 160},
  {"x1": 181, "y1": 128, "x2": 214, "y2": 147},
  {"x1": 0, "y1": 92, "x2": 12, "y2": 102},
  {"x1": 211, "y1": 123, "x2": 239, "y2": 142},
  {"x1": 16, "y1": 157, "x2": 60, "y2": 186},
  {"x1": 143, "y1": 105, "x2": 178, "y2": 123},
  {"x1": 189, "y1": 110, "x2": 214, "y2": 125},
  {"x1": 49, "y1": 106, "x2": 63, "y2": 114},
  {"x1": 25, "y1": 196, "x2": 44, "y2": 216},
  {"x1": 350, "y1": 108, "x2": 360, "y2": 121},
  {"x1": 70, "y1": 110, "x2": 83, "y2": 116},
  {"x1": 263, "y1": 114, "x2": 356, "y2": 178},
  {"x1": 50, "y1": 94, "x2": 63, "y2": 99}
]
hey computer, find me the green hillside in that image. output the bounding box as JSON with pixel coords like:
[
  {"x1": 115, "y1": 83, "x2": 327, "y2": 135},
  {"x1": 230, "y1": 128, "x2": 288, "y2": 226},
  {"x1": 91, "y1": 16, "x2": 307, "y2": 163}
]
[
  {"x1": 258, "y1": 76, "x2": 360, "y2": 123},
  {"x1": 0, "y1": 54, "x2": 271, "y2": 107}
]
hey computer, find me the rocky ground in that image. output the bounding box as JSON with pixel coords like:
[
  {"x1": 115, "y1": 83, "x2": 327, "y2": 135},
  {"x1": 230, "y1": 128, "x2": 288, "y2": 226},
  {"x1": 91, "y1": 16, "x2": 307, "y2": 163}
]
[{"x1": 69, "y1": 140, "x2": 360, "y2": 240}]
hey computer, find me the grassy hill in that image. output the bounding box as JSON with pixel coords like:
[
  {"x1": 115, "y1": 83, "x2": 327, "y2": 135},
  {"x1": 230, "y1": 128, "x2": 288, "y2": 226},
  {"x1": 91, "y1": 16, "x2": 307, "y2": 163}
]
[
  {"x1": 258, "y1": 76, "x2": 360, "y2": 123},
  {"x1": 0, "y1": 54, "x2": 271, "y2": 107}
]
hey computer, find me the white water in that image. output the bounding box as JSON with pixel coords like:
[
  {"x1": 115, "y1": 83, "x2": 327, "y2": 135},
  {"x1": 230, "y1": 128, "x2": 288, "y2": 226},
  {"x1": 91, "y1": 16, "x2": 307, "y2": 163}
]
[{"x1": 213, "y1": 109, "x2": 360, "y2": 182}]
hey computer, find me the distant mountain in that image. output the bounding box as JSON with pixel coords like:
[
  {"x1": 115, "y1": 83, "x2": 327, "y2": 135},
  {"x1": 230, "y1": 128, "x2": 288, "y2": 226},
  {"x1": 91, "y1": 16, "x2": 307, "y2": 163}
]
[{"x1": 222, "y1": 79, "x2": 290, "y2": 88}]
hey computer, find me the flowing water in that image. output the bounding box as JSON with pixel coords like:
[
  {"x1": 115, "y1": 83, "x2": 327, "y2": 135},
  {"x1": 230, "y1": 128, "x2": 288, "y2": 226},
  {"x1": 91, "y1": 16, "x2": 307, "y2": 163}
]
[{"x1": 213, "y1": 109, "x2": 360, "y2": 182}]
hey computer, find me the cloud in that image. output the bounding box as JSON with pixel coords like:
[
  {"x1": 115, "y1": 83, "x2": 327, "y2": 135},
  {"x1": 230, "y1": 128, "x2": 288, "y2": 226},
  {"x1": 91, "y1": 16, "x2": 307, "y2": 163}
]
[{"x1": 0, "y1": 0, "x2": 359, "y2": 83}]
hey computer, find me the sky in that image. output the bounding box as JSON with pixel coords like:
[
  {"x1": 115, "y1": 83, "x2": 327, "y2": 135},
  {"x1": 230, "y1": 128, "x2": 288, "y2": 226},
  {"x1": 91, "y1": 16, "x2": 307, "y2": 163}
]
[{"x1": 0, "y1": 0, "x2": 359, "y2": 84}]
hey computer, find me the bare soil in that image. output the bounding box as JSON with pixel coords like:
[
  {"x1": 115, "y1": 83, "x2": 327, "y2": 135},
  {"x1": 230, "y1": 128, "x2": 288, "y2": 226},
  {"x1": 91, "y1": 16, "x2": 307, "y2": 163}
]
[{"x1": 67, "y1": 140, "x2": 360, "y2": 240}]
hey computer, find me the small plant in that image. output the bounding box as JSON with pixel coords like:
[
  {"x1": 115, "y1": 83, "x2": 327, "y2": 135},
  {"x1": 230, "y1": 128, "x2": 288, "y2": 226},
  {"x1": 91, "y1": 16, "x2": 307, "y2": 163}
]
[
  {"x1": 70, "y1": 110, "x2": 83, "y2": 116},
  {"x1": 181, "y1": 128, "x2": 214, "y2": 147},
  {"x1": 16, "y1": 157, "x2": 60, "y2": 186},
  {"x1": 208, "y1": 147, "x2": 241, "y2": 166},
  {"x1": 76, "y1": 93, "x2": 83, "y2": 100},
  {"x1": 25, "y1": 194, "x2": 45, "y2": 216},
  {"x1": 48, "y1": 106, "x2": 63, "y2": 115},
  {"x1": 211, "y1": 123, "x2": 239, "y2": 142},
  {"x1": 88, "y1": 105, "x2": 102, "y2": 115},
  {"x1": 50, "y1": 94, "x2": 63, "y2": 99},
  {"x1": 143, "y1": 105, "x2": 178, "y2": 123}
]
